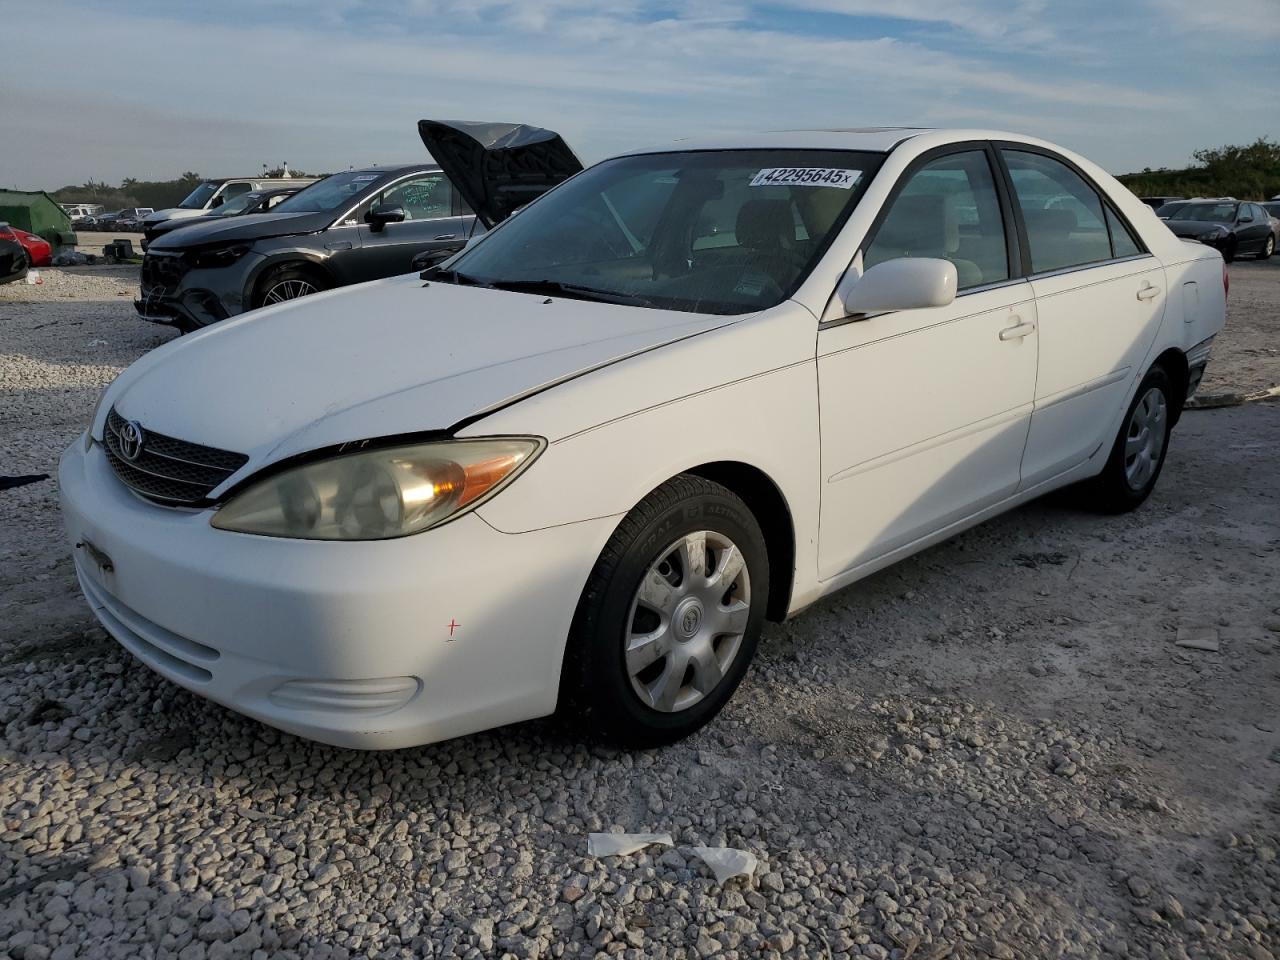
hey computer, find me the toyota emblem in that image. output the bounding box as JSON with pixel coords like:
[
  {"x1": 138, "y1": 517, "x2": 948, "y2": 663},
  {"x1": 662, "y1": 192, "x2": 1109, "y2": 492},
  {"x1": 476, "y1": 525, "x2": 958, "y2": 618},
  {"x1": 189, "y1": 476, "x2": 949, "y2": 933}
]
[{"x1": 119, "y1": 420, "x2": 146, "y2": 462}]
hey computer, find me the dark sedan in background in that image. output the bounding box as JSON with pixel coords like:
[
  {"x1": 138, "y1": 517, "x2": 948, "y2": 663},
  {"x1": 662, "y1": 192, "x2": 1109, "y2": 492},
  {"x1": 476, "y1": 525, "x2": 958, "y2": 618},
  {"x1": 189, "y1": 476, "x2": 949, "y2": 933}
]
[
  {"x1": 1161, "y1": 200, "x2": 1274, "y2": 262},
  {"x1": 142, "y1": 188, "x2": 299, "y2": 249}
]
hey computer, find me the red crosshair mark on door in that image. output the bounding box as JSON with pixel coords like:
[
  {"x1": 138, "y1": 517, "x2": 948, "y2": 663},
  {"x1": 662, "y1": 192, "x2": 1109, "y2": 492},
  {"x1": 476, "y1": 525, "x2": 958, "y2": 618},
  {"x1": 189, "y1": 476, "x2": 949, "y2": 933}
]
[{"x1": 447, "y1": 619, "x2": 461, "y2": 639}]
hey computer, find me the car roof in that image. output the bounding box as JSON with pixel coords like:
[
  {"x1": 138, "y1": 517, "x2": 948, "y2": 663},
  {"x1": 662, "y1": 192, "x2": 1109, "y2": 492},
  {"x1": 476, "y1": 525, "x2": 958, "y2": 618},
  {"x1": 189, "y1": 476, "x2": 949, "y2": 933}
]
[
  {"x1": 613, "y1": 127, "x2": 1075, "y2": 158},
  {"x1": 338, "y1": 163, "x2": 441, "y2": 176},
  {"x1": 619, "y1": 128, "x2": 930, "y2": 156}
]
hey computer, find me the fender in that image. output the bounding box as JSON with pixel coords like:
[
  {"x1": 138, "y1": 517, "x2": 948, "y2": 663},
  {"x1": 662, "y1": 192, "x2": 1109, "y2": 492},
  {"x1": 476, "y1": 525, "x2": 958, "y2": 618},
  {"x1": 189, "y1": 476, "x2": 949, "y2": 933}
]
[{"x1": 241, "y1": 247, "x2": 341, "y2": 307}]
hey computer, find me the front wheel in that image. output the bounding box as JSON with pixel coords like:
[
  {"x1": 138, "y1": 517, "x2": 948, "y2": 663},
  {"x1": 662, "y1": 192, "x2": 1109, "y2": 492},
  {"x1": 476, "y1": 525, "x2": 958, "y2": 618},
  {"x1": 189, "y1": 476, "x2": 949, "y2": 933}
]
[
  {"x1": 253, "y1": 264, "x2": 330, "y2": 309},
  {"x1": 1084, "y1": 366, "x2": 1174, "y2": 514},
  {"x1": 560, "y1": 475, "x2": 769, "y2": 747},
  {"x1": 1222, "y1": 238, "x2": 1237, "y2": 264}
]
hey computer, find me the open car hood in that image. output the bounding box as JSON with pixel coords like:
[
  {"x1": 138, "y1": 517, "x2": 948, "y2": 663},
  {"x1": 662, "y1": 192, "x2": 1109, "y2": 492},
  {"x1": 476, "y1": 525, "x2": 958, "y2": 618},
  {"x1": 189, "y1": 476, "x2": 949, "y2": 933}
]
[{"x1": 418, "y1": 119, "x2": 583, "y2": 229}]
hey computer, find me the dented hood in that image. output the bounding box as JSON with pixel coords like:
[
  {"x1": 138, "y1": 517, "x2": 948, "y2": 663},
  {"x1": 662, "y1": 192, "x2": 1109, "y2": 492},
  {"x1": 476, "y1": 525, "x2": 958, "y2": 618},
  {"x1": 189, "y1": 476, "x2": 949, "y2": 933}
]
[
  {"x1": 418, "y1": 119, "x2": 583, "y2": 228},
  {"x1": 105, "y1": 274, "x2": 734, "y2": 474}
]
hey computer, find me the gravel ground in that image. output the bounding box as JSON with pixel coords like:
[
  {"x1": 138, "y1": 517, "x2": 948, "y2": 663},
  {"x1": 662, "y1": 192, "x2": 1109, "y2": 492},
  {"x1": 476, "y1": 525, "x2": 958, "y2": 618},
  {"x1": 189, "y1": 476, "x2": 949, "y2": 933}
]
[{"x1": 1, "y1": 262, "x2": 1278, "y2": 960}]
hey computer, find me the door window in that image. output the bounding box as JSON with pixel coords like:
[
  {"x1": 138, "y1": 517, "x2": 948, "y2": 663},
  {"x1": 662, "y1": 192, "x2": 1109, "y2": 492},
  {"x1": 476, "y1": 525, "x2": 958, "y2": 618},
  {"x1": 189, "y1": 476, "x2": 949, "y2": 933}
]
[
  {"x1": 376, "y1": 174, "x2": 450, "y2": 220},
  {"x1": 1105, "y1": 207, "x2": 1142, "y2": 258},
  {"x1": 864, "y1": 150, "x2": 1009, "y2": 290},
  {"x1": 1002, "y1": 150, "x2": 1112, "y2": 273},
  {"x1": 219, "y1": 182, "x2": 253, "y2": 202}
]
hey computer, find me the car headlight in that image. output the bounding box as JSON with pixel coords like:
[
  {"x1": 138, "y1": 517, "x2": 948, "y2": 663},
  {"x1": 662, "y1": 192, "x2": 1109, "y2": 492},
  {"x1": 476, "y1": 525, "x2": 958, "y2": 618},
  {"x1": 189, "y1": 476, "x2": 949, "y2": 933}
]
[
  {"x1": 84, "y1": 377, "x2": 118, "y2": 451},
  {"x1": 211, "y1": 437, "x2": 544, "y2": 540},
  {"x1": 190, "y1": 243, "x2": 252, "y2": 269}
]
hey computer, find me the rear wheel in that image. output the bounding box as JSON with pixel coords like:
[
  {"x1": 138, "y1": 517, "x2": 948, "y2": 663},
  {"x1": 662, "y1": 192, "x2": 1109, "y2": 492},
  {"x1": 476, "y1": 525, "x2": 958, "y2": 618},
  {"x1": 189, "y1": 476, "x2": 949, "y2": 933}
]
[
  {"x1": 560, "y1": 475, "x2": 769, "y2": 747},
  {"x1": 253, "y1": 264, "x2": 330, "y2": 309},
  {"x1": 1258, "y1": 234, "x2": 1275, "y2": 261},
  {"x1": 1084, "y1": 366, "x2": 1174, "y2": 514}
]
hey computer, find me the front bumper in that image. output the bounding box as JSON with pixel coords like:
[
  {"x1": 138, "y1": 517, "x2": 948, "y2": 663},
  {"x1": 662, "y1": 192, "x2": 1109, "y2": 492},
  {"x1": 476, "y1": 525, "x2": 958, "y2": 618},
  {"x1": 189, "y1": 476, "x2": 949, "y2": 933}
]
[
  {"x1": 60, "y1": 438, "x2": 613, "y2": 748},
  {"x1": 136, "y1": 251, "x2": 261, "y2": 329}
]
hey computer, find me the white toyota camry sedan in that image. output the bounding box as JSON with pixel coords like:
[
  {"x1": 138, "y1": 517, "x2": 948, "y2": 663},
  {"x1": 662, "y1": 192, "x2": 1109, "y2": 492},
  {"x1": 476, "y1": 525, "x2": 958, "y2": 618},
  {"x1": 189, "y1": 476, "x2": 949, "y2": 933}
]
[{"x1": 61, "y1": 122, "x2": 1226, "y2": 749}]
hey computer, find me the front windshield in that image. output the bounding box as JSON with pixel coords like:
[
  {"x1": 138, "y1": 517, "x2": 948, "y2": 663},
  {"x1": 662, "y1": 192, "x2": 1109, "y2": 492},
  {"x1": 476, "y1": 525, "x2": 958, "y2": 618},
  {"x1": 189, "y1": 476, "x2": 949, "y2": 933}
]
[
  {"x1": 446, "y1": 149, "x2": 884, "y2": 315},
  {"x1": 178, "y1": 182, "x2": 220, "y2": 210},
  {"x1": 272, "y1": 171, "x2": 382, "y2": 214},
  {"x1": 1177, "y1": 203, "x2": 1237, "y2": 223}
]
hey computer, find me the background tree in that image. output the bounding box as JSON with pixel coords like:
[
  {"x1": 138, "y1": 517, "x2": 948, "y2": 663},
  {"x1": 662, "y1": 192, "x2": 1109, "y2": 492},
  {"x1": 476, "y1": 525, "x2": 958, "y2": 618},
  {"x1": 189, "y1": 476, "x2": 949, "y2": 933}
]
[{"x1": 1118, "y1": 136, "x2": 1280, "y2": 200}]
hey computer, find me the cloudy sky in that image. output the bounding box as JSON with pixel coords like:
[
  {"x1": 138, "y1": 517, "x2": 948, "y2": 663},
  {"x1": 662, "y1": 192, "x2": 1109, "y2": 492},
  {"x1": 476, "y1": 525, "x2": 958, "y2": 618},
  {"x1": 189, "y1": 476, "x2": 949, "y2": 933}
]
[{"x1": 2, "y1": 0, "x2": 1276, "y2": 189}]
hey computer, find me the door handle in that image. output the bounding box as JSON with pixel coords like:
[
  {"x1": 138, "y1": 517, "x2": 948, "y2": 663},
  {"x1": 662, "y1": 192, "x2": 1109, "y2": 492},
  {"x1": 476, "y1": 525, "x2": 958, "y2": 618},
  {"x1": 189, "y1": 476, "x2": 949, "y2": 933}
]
[
  {"x1": 1136, "y1": 282, "x2": 1161, "y2": 301},
  {"x1": 433, "y1": 234, "x2": 458, "y2": 241},
  {"x1": 998, "y1": 320, "x2": 1036, "y2": 341}
]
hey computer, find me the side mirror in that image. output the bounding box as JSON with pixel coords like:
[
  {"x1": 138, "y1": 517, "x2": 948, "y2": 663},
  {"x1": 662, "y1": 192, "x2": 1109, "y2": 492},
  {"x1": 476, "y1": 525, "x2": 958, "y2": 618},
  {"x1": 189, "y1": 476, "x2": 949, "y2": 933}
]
[
  {"x1": 367, "y1": 204, "x2": 407, "y2": 232},
  {"x1": 842, "y1": 257, "x2": 958, "y2": 315}
]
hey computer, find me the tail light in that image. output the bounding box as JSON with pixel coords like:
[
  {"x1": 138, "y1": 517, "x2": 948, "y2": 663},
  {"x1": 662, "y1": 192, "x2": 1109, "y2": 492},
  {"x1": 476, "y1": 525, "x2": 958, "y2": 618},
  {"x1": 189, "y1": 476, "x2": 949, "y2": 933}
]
[{"x1": 1223, "y1": 262, "x2": 1229, "y2": 300}]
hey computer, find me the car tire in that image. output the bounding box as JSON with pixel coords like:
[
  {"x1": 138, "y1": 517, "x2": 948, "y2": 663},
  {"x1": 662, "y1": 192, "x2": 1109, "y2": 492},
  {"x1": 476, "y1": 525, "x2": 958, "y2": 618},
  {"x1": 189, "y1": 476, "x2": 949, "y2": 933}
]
[
  {"x1": 560, "y1": 474, "x2": 769, "y2": 748},
  {"x1": 253, "y1": 264, "x2": 330, "y2": 309},
  {"x1": 1084, "y1": 365, "x2": 1174, "y2": 514},
  {"x1": 1259, "y1": 234, "x2": 1275, "y2": 260},
  {"x1": 1222, "y1": 238, "x2": 1236, "y2": 264}
]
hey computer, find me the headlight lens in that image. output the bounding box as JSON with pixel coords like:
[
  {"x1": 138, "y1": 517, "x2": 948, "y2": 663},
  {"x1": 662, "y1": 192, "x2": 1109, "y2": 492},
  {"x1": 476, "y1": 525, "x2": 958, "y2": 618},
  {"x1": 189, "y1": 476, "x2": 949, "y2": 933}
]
[
  {"x1": 211, "y1": 437, "x2": 543, "y2": 540},
  {"x1": 190, "y1": 243, "x2": 252, "y2": 269},
  {"x1": 84, "y1": 377, "x2": 117, "y2": 451}
]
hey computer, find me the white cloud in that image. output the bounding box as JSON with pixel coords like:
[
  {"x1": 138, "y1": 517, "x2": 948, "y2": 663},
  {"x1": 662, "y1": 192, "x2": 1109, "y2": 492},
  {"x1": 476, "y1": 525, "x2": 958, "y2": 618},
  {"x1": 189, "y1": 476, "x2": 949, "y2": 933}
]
[
  {"x1": 1148, "y1": 0, "x2": 1280, "y2": 41},
  {"x1": 0, "y1": 0, "x2": 1272, "y2": 187}
]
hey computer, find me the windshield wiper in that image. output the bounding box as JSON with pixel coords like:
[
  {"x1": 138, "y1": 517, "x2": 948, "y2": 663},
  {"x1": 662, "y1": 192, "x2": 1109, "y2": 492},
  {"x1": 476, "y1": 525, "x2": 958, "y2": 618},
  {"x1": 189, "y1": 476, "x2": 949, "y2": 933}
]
[
  {"x1": 482, "y1": 278, "x2": 657, "y2": 307},
  {"x1": 421, "y1": 266, "x2": 492, "y2": 286},
  {"x1": 423, "y1": 270, "x2": 657, "y2": 307}
]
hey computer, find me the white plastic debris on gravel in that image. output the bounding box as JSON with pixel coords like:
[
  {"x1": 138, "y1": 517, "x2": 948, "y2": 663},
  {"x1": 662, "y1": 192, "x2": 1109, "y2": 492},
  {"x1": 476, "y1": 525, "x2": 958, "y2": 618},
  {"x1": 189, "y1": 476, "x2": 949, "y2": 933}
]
[
  {"x1": 690, "y1": 846, "x2": 758, "y2": 884},
  {"x1": 586, "y1": 832, "x2": 674, "y2": 857}
]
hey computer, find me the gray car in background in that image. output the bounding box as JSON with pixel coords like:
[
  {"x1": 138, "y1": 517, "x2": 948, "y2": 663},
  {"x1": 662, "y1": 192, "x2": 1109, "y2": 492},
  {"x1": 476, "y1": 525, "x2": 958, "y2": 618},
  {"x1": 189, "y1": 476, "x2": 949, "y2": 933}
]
[
  {"x1": 136, "y1": 164, "x2": 478, "y2": 330},
  {"x1": 134, "y1": 120, "x2": 581, "y2": 332}
]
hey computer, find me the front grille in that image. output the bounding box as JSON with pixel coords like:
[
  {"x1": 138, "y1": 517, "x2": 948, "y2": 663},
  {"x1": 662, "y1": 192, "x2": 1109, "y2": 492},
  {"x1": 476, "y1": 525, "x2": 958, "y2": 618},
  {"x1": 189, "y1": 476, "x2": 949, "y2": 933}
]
[
  {"x1": 104, "y1": 408, "x2": 249, "y2": 505},
  {"x1": 140, "y1": 252, "x2": 191, "y2": 296}
]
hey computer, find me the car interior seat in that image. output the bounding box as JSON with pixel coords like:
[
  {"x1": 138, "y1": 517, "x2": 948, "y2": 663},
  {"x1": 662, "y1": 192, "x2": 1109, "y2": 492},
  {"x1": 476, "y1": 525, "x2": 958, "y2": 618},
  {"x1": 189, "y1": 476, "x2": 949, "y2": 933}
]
[
  {"x1": 867, "y1": 194, "x2": 983, "y2": 287},
  {"x1": 735, "y1": 198, "x2": 804, "y2": 287}
]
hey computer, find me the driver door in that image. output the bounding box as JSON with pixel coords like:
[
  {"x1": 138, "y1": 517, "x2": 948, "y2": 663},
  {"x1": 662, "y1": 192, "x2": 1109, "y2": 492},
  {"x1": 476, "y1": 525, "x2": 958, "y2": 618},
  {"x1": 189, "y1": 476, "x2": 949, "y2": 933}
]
[
  {"x1": 345, "y1": 173, "x2": 470, "y2": 281},
  {"x1": 816, "y1": 146, "x2": 1037, "y2": 580}
]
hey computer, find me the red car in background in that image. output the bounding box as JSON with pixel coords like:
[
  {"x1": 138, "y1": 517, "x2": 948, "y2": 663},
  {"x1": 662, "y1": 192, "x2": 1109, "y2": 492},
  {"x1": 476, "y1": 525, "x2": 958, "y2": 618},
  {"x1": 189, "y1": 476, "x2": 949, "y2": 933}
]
[{"x1": 5, "y1": 226, "x2": 53, "y2": 267}]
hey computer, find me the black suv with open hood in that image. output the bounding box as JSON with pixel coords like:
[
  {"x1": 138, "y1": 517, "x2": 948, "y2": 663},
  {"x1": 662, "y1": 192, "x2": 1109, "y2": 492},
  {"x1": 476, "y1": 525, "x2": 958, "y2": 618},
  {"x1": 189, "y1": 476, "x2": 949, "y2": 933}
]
[{"x1": 136, "y1": 119, "x2": 584, "y2": 332}]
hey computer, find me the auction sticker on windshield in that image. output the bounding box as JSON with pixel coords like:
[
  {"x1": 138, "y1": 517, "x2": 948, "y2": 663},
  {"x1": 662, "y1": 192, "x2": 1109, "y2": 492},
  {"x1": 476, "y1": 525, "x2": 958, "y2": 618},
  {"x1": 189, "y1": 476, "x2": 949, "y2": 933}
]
[{"x1": 749, "y1": 168, "x2": 861, "y2": 188}]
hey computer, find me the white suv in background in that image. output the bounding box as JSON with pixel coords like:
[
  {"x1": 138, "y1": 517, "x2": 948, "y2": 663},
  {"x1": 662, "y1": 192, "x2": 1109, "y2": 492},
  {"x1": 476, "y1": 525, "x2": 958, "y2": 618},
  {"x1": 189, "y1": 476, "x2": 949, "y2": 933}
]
[{"x1": 143, "y1": 176, "x2": 317, "y2": 229}]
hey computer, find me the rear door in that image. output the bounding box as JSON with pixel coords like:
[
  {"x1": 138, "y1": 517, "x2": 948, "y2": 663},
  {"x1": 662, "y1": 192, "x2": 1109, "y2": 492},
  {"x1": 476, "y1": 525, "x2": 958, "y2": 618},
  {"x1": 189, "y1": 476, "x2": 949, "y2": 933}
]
[
  {"x1": 344, "y1": 172, "x2": 470, "y2": 281},
  {"x1": 999, "y1": 146, "x2": 1167, "y2": 487}
]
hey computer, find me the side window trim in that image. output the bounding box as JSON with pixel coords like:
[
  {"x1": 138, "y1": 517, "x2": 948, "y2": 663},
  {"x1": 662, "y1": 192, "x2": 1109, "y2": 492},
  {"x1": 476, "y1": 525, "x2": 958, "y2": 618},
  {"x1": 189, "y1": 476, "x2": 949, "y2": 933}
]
[
  {"x1": 991, "y1": 142, "x2": 1151, "y2": 280},
  {"x1": 856, "y1": 141, "x2": 1022, "y2": 295}
]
